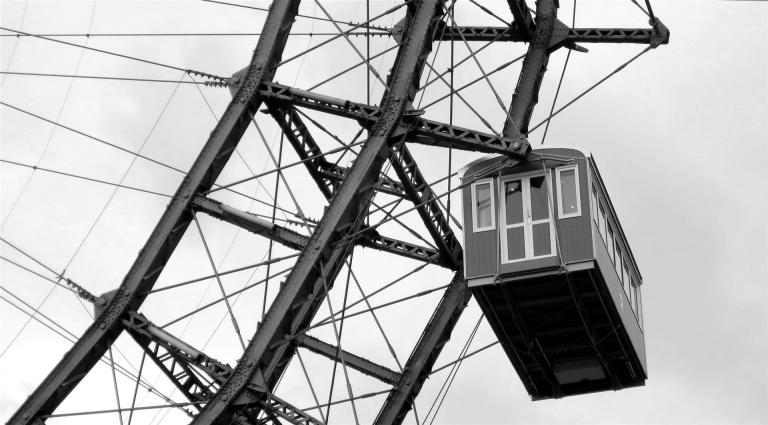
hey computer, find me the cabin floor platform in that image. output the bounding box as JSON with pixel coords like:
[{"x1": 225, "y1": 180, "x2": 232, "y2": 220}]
[{"x1": 472, "y1": 263, "x2": 646, "y2": 400}]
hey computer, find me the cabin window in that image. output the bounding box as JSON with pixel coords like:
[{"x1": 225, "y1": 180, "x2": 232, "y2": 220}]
[
  {"x1": 599, "y1": 203, "x2": 607, "y2": 243},
  {"x1": 625, "y1": 262, "x2": 634, "y2": 310},
  {"x1": 616, "y1": 245, "x2": 625, "y2": 286},
  {"x1": 635, "y1": 282, "x2": 643, "y2": 330},
  {"x1": 556, "y1": 166, "x2": 581, "y2": 218},
  {"x1": 591, "y1": 187, "x2": 598, "y2": 223},
  {"x1": 472, "y1": 179, "x2": 495, "y2": 232},
  {"x1": 607, "y1": 225, "x2": 616, "y2": 263},
  {"x1": 500, "y1": 173, "x2": 555, "y2": 263}
]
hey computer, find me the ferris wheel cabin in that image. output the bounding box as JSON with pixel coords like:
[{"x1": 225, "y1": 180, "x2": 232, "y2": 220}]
[{"x1": 460, "y1": 147, "x2": 646, "y2": 400}]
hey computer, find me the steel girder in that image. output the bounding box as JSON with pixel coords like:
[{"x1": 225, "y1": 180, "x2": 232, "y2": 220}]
[
  {"x1": 6, "y1": 3, "x2": 300, "y2": 424},
  {"x1": 438, "y1": 25, "x2": 669, "y2": 46},
  {"x1": 265, "y1": 104, "x2": 407, "y2": 198},
  {"x1": 257, "y1": 82, "x2": 530, "y2": 156},
  {"x1": 296, "y1": 335, "x2": 402, "y2": 386},
  {"x1": 504, "y1": 0, "x2": 558, "y2": 135},
  {"x1": 191, "y1": 195, "x2": 442, "y2": 265},
  {"x1": 371, "y1": 8, "x2": 472, "y2": 421},
  {"x1": 387, "y1": 142, "x2": 462, "y2": 268},
  {"x1": 122, "y1": 312, "x2": 324, "y2": 425},
  {"x1": 507, "y1": 0, "x2": 535, "y2": 36},
  {"x1": 189, "y1": 1, "x2": 445, "y2": 423}
]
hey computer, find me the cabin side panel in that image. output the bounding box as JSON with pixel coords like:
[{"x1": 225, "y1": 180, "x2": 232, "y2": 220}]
[
  {"x1": 462, "y1": 178, "x2": 499, "y2": 279},
  {"x1": 593, "y1": 226, "x2": 647, "y2": 373}
]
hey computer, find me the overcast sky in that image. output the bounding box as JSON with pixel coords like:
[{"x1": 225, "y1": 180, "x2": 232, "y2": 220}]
[{"x1": 1, "y1": 1, "x2": 766, "y2": 424}]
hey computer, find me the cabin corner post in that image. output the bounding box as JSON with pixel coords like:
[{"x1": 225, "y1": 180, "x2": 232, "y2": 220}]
[
  {"x1": 189, "y1": 0, "x2": 446, "y2": 423},
  {"x1": 503, "y1": 0, "x2": 558, "y2": 136}
]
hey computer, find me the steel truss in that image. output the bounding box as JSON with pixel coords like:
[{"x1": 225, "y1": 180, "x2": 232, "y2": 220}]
[{"x1": 8, "y1": 1, "x2": 668, "y2": 424}]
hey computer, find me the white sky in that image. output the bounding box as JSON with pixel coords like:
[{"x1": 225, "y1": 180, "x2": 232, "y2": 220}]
[{"x1": 0, "y1": 1, "x2": 766, "y2": 424}]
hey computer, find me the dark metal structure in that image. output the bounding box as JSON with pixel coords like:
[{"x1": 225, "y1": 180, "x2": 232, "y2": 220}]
[{"x1": 7, "y1": 1, "x2": 668, "y2": 424}]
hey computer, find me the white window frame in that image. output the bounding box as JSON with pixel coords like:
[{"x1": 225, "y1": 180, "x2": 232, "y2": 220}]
[
  {"x1": 499, "y1": 171, "x2": 556, "y2": 264},
  {"x1": 471, "y1": 178, "x2": 495, "y2": 233},
  {"x1": 555, "y1": 165, "x2": 582, "y2": 219}
]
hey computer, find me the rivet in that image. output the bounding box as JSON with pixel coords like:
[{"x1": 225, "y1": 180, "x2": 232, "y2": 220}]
[{"x1": 99, "y1": 323, "x2": 106, "y2": 329}]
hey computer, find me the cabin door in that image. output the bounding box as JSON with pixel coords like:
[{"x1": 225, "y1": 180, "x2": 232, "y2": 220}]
[{"x1": 500, "y1": 173, "x2": 556, "y2": 262}]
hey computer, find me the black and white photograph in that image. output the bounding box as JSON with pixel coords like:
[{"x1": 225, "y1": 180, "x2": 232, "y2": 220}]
[{"x1": 1, "y1": 1, "x2": 766, "y2": 424}]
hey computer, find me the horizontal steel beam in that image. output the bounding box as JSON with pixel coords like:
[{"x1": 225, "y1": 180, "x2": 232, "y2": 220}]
[
  {"x1": 296, "y1": 335, "x2": 402, "y2": 385},
  {"x1": 436, "y1": 24, "x2": 669, "y2": 48},
  {"x1": 192, "y1": 195, "x2": 309, "y2": 250},
  {"x1": 258, "y1": 82, "x2": 530, "y2": 157},
  {"x1": 192, "y1": 195, "x2": 442, "y2": 265}
]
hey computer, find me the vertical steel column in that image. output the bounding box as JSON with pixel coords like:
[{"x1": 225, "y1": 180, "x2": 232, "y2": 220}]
[
  {"x1": 507, "y1": 0, "x2": 535, "y2": 36},
  {"x1": 190, "y1": 1, "x2": 444, "y2": 424},
  {"x1": 503, "y1": 0, "x2": 557, "y2": 135},
  {"x1": 6, "y1": 2, "x2": 300, "y2": 424}
]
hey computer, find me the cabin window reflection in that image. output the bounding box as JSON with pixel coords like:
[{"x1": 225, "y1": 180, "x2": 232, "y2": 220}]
[
  {"x1": 636, "y1": 283, "x2": 643, "y2": 330},
  {"x1": 599, "y1": 203, "x2": 607, "y2": 243},
  {"x1": 591, "y1": 187, "x2": 598, "y2": 223},
  {"x1": 556, "y1": 166, "x2": 581, "y2": 218},
  {"x1": 472, "y1": 179, "x2": 495, "y2": 232},
  {"x1": 626, "y1": 262, "x2": 634, "y2": 309},
  {"x1": 607, "y1": 225, "x2": 616, "y2": 263},
  {"x1": 616, "y1": 245, "x2": 625, "y2": 287}
]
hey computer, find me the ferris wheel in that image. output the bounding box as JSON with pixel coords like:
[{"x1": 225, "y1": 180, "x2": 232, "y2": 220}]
[{"x1": 1, "y1": 1, "x2": 668, "y2": 424}]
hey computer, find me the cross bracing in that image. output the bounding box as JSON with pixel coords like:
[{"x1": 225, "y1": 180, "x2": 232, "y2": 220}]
[{"x1": 2, "y1": 1, "x2": 668, "y2": 424}]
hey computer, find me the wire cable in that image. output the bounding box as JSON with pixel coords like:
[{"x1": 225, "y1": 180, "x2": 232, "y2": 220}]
[
  {"x1": 1, "y1": 2, "x2": 97, "y2": 230},
  {"x1": 201, "y1": 0, "x2": 390, "y2": 31},
  {"x1": 0, "y1": 0, "x2": 29, "y2": 87},
  {"x1": 541, "y1": 0, "x2": 577, "y2": 145},
  {"x1": 0, "y1": 31, "x2": 387, "y2": 37},
  {"x1": 0, "y1": 159, "x2": 171, "y2": 198},
  {"x1": 0, "y1": 71, "x2": 206, "y2": 84},
  {"x1": 0, "y1": 26, "x2": 228, "y2": 83},
  {"x1": 527, "y1": 46, "x2": 653, "y2": 134}
]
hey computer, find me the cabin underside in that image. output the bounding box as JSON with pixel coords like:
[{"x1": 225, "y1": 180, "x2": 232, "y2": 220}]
[{"x1": 472, "y1": 265, "x2": 646, "y2": 400}]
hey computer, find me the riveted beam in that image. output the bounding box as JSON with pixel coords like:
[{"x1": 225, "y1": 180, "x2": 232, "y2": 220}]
[
  {"x1": 192, "y1": 195, "x2": 442, "y2": 265},
  {"x1": 190, "y1": 2, "x2": 445, "y2": 423},
  {"x1": 257, "y1": 82, "x2": 529, "y2": 157},
  {"x1": 503, "y1": 0, "x2": 558, "y2": 135},
  {"x1": 507, "y1": 0, "x2": 535, "y2": 36},
  {"x1": 122, "y1": 311, "x2": 322, "y2": 425},
  {"x1": 296, "y1": 335, "x2": 402, "y2": 385},
  {"x1": 438, "y1": 25, "x2": 669, "y2": 47},
  {"x1": 6, "y1": 3, "x2": 300, "y2": 424},
  {"x1": 264, "y1": 104, "x2": 406, "y2": 198}
]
